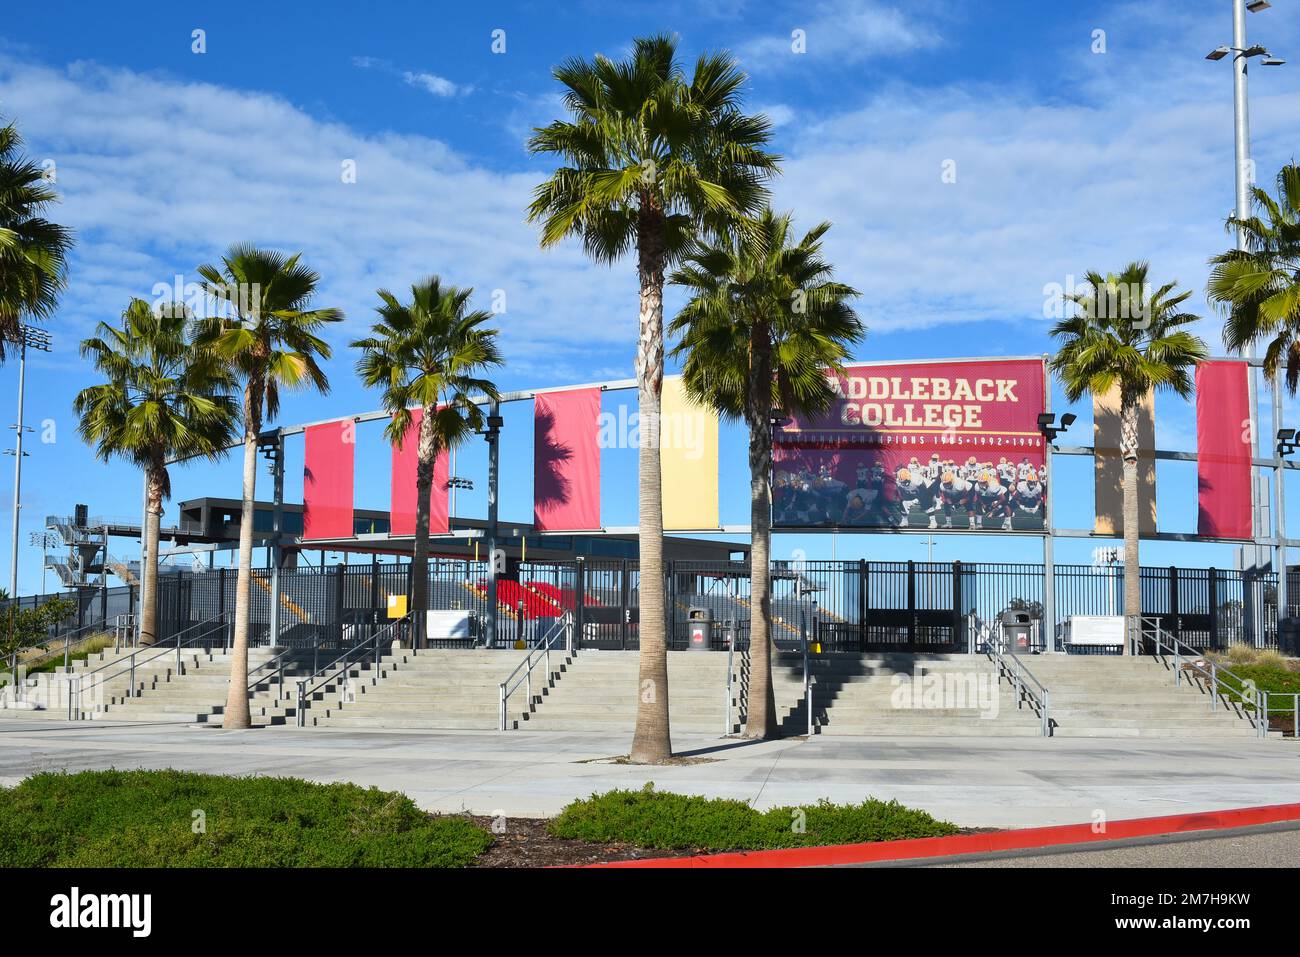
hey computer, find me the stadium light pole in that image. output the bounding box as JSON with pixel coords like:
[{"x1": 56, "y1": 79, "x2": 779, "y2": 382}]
[
  {"x1": 478, "y1": 405, "x2": 503, "y2": 648},
  {"x1": 1206, "y1": 0, "x2": 1286, "y2": 568},
  {"x1": 3, "y1": 324, "x2": 52, "y2": 597},
  {"x1": 1038, "y1": 410, "x2": 1075, "y2": 654},
  {"x1": 1277, "y1": 429, "x2": 1296, "y2": 620}
]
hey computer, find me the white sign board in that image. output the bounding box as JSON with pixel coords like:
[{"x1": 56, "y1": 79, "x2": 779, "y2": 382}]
[
  {"x1": 1066, "y1": 615, "x2": 1125, "y2": 646},
  {"x1": 426, "y1": 610, "x2": 473, "y2": 640}
]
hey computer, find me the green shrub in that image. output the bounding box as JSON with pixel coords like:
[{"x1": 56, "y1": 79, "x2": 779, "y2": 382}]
[
  {"x1": 0, "y1": 769, "x2": 492, "y2": 867},
  {"x1": 548, "y1": 783, "x2": 958, "y2": 851}
]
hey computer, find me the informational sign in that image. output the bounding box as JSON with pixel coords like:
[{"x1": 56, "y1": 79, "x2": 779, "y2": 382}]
[
  {"x1": 1064, "y1": 615, "x2": 1125, "y2": 646},
  {"x1": 772, "y1": 358, "x2": 1048, "y2": 531}
]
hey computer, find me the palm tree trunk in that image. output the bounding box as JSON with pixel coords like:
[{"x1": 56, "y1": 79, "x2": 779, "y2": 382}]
[
  {"x1": 1120, "y1": 390, "x2": 1141, "y2": 653},
  {"x1": 139, "y1": 461, "x2": 166, "y2": 647},
  {"x1": 744, "y1": 328, "x2": 777, "y2": 739},
  {"x1": 410, "y1": 405, "x2": 436, "y2": 649},
  {"x1": 629, "y1": 208, "x2": 672, "y2": 764},
  {"x1": 222, "y1": 378, "x2": 262, "y2": 729}
]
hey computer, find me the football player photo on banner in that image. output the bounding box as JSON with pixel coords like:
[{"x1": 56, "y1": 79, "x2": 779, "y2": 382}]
[{"x1": 773, "y1": 358, "x2": 1049, "y2": 532}]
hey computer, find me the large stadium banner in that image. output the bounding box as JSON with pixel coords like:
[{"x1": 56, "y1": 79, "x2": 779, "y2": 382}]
[{"x1": 773, "y1": 357, "x2": 1049, "y2": 532}]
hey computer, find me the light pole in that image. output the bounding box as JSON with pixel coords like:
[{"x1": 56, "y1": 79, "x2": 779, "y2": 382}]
[
  {"x1": 29, "y1": 530, "x2": 57, "y2": 595},
  {"x1": 477, "y1": 405, "x2": 503, "y2": 647},
  {"x1": 3, "y1": 324, "x2": 52, "y2": 597},
  {"x1": 1277, "y1": 429, "x2": 1296, "y2": 621},
  {"x1": 1207, "y1": 0, "x2": 1286, "y2": 567}
]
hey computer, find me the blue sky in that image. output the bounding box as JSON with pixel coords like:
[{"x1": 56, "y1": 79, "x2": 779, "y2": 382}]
[{"x1": 1, "y1": 0, "x2": 1299, "y2": 593}]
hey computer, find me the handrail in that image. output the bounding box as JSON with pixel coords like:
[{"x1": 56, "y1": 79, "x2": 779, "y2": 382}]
[
  {"x1": 724, "y1": 624, "x2": 736, "y2": 735},
  {"x1": 65, "y1": 613, "x2": 228, "y2": 720},
  {"x1": 499, "y1": 612, "x2": 573, "y2": 730},
  {"x1": 982, "y1": 618, "x2": 1051, "y2": 736},
  {"x1": 248, "y1": 646, "x2": 296, "y2": 702},
  {"x1": 1127, "y1": 615, "x2": 1265, "y2": 736},
  {"x1": 295, "y1": 616, "x2": 408, "y2": 727}
]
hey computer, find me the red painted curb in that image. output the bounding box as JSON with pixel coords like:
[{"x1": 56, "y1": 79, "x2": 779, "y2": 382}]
[{"x1": 582, "y1": 802, "x2": 1300, "y2": 868}]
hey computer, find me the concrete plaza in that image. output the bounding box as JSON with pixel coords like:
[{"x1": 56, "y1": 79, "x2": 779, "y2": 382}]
[{"x1": 0, "y1": 719, "x2": 1296, "y2": 828}]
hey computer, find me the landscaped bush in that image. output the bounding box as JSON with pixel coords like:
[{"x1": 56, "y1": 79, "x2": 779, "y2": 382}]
[
  {"x1": 0, "y1": 769, "x2": 492, "y2": 867},
  {"x1": 548, "y1": 783, "x2": 958, "y2": 851},
  {"x1": 21, "y1": 634, "x2": 115, "y2": 674}
]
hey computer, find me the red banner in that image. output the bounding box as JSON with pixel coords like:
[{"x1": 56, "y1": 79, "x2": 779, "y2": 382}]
[
  {"x1": 389, "y1": 408, "x2": 449, "y2": 537},
  {"x1": 303, "y1": 421, "x2": 355, "y2": 540},
  {"x1": 534, "y1": 388, "x2": 602, "y2": 531},
  {"x1": 773, "y1": 358, "x2": 1048, "y2": 530},
  {"x1": 1196, "y1": 360, "x2": 1253, "y2": 540}
]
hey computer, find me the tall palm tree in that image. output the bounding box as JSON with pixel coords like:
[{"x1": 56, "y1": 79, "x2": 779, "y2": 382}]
[
  {"x1": 1210, "y1": 164, "x2": 1300, "y2": 390},
  {"x1": 1050, "y1": 263, "x2": 1208, "y2": 641},
  {"x1": 0, "y1": 118, "x2": 74, "y2": 356},
  {"x1": 352, "y1": 278, "x2": 503, "y2": 643},
  {"x1": 670, "y1": 209, "x2": 862, "y2": 737},
  {"x1": 75, "y1": 299, "x2": 237, "y2": 646},
  {"x1": 527, "y1": 34, "x2": 779, "y2": 763},
  {"x1": 195, "y1": 245, "x2": 342, "y2": 729}
]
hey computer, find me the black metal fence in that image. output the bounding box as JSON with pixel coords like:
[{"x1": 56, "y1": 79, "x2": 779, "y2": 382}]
[{"x1": 7, "y1": 559, "x2": 1293, "y2": 654}]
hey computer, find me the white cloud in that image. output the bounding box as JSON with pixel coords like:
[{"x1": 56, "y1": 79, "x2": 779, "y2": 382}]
[
  {"x1": 739, "y1": 0, "x2": 941, "y2": 69},
  {"x1": 402, "y1": 70, "x2": 469, "y2": 98},
  {"x1": 0, "y1": 55, "x2": 630, "y2": 371}
]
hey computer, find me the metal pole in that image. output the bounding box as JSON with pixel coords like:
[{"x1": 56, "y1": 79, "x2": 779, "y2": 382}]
[
  {"x1": 9, "y1": 339, "x2": 26, "y2": 596},
  {"x1": 269, "y1": 434, "x2": 285, "y2": 649},
  {"x1": 1043, "y1": 445, "x2": 1057, "y2": 655},
  {"x1": 1273, "y1": 374, "x2": 1289, "y2": 623},
  {"x1": 1232, "y1": 0, "x2": 1266, "y2": 566},
  {"x1": 485, "y1": 401, "x2": 500, "y2": 649}
]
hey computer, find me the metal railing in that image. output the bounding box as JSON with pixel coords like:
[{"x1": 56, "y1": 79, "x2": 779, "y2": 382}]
[
  {"x1": 64, "y1": 613, "x2": 228, "y2": 720},
  {"x1": 981, "y1": 616, "x2": 1051, "y2": 736},
  {"x1": 1127, "y1": 615, "x2": 1265, "y2": 736},
  {"x1": 499, "y1": 612, "x2": 573, "y2": 731},
  {"x1": 295, "y1": 616, "x2": 409, "y2": 727}
]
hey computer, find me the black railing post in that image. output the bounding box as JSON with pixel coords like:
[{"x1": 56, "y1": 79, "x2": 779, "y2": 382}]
[
  {"x1": 952, "y1": 561, "x2": 963, "y2": 652},
  {"x1": 619, "y1": 559, "x2": 629, "y2": 650},
  {"x1": 858, "y1": 559, "x2": 867, "y2": 653},
  {"x1": 334, "y1": 562, "x2": 345, "y2": 650},
  {"x1": 906, "y1": 560, "x2": 917, "y2": 648},
  {"x1": 1169, "y1": 565, "x2": 1180, "y2": 644},
  {"x1": 1208, "y1": 567, "x2": 1220, "y2": 650},
  {"x1": 575, "y1": 557, "x2": 586, "y2": 651}
]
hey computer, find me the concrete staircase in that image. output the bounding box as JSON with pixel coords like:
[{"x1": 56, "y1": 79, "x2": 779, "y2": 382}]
[
  {"x1": 0, "y1": 644, "x2": 275, "y2": 724},
  {"x1": 774, "y1": 653, "x2": 1046, "y2": 737},
  {"x1": 308, "y1": 648, "x2": 547, "y2": 730},
  {"x1": 518, "y1": 650, "x2": 734, "y2": 734},
  {"x1": 1022, "y1": 653, "x2": 1261, "y2": 739}
]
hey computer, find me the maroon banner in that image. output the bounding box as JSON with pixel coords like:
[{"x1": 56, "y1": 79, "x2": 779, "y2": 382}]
[
  {"x1": 534, "y1": 388, "x2": 602, "y2": 531},
  {"x1": 303, "y1": 421, "x2": 355, "y2": 540},
  {"x1": 1196, "y1": 360, "x2": 1253, "y2": 540},
  {"x1": 389, "y1": 408, "x2": 449, "y2": 537},
  {"x1": 773, "y1": 358, "x2": 1048, "y2": 531}
]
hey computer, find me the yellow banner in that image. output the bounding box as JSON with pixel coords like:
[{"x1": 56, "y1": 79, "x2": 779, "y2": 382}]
[
  {"x1": 660, "y1": 376, "x2": 719, "y2": 530},
  {"x1": 1093, "y1": 385, "x2": 1157, "y2": 535}
]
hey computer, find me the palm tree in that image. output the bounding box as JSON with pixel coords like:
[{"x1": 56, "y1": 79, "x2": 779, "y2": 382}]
[
  {"x1": 1050, "y1": 263, "x2": 1208, "y2": 641},
  {"x1": 75, "y1": 300, "x2": 237, "y2": 646},
  {"x1": 352, "y1": 278, "x2": 503, "y2": 643},
  {"x1": 670, "y1": 209, "x2": 862, "y2": 737},
  {"x1": 1210, "y1": 164, "x2": 1300, "y2": 390},
  {"x1": 0, "y1": 118, "x2": 74, "y2": 357},
  {"x1": 527, "y1": 34, "x2": 779, "y2": 763},
  {"x1": 195, "y1": 245, "x2": 342, "y2": 729}
]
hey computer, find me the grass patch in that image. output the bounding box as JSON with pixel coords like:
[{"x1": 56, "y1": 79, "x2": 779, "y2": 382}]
[
  {"x1": 548, "y1": 783, "x2": 958, "y2": 852},
  {"x1": 20, "y1": 634, "x2": 115, "y2": 674},
  {"x1": 0, "y1": 769, "x2": 492, "y2": 867}
]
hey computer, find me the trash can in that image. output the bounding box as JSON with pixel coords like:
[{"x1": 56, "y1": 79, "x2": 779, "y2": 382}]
[
  {"x1": 687, "y1": 607, "x2": 713, "y2": 652},
  {"x1": 1280, "y1": 618, "x2": 1300, "y2": 657},
  {"x1": 999, "y1": 610, "x2": 1034, "y2": 654}
]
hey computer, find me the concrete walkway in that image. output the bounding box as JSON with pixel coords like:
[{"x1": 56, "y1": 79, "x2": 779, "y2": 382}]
[{"x1": 0, "y1": 719, "x2": 1295, "y2": 828}]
